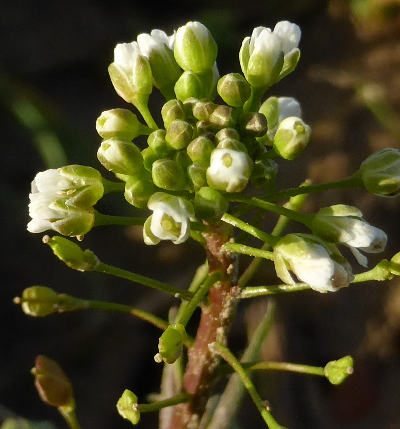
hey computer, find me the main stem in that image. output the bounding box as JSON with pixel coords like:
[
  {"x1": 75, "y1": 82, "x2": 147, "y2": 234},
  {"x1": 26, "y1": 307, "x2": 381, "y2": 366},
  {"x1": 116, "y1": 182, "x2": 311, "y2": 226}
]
[{"x1": 168, "y1": 223, "x2": 239, "y2": 429}]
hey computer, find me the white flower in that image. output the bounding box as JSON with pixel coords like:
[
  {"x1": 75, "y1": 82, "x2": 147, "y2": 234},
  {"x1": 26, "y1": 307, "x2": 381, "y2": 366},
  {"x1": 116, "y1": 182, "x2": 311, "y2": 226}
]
[
  {"x1": 273, "y1": 116, "x2": 311, "y2": 160},
  {"x1": 274, "y1": 234, "x2": 353, "y2": 293},
  {"x1": 273, "y1": 21, "x2": 301, "y2": 55},
  {"x1": 143, "y1": 192, "x2": 195, "y2": 245},
  {"x1": 277, "y1": 97, "x2": 302, "y2": 123},
  {"x1": 206, "y1": 148, "x2": 253, "y2": 193}
]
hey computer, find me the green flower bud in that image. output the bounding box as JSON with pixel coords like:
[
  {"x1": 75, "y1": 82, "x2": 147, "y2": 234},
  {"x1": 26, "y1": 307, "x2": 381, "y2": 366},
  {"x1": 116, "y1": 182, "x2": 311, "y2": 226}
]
[
  {"x1": 32, "y1": 355, "x2": 74, "y2": 407},
  {"x1": 97, "y1": 139, "x2": 143, "y2": 175},
  {"x1": 193, "y1": 100, "x2": 216, "y2": 121},
  {"x1": 152, "y1": 159, "x2": 187, "y2": 191},
  {"x1": 147, "y1": 129, "x2": 171, "y2": 157},
  {"x1": 187, "y1": 135, "x2": 215, "y2": 166},
  {"x1": 273, "y1": 116, "x2": 311, "y2": 160},
  {"x1": 182, "y1": 97, "x2": 199, "y2": 119},
  {"x1": 324, "y1": 356, "x2": 354, "y2": 385},
  {"x1": 45, "y1": 236, "x2": 99, "y2": 271},
  {"x1": 195, "y1": 120, "x2": 215, "y2": 136},
  {"x1": 116, "y1": 389, "x2": 140, "y2": 425},
  {"x1": 251, "y1": 159, "x2": 278, "y2": 189},
  {"x1": 109, "y1": 42, "x2": 152, "y2": 102},
  {"x1": 174, "y1": 71, "x2": 205, "y2": 101},
  {"x1": 197, "y1": 64, "x2": 219, "y2": 101},
  {"x1": 174, "y1": 150, "x2": 192, "y2": 169},
  {"x1": 96, "y1": 108, "x2": 147, "y2": 141},
  {"x1": 124, "y1": 176, "x2": 156, "y2": 209},
  {"x1": 215, "y1": 127, "x2": 240, "y2": 142},
  {"x1": 142, "y1": 147, "x2": 160, "y2": 172},
  {"x1": 155, "y1": 324, "x2": 187, "y2": 364},
  {"x1": 359, "y1": 148, "x2": 400, "y2": 196},
  {"x1": 161, "y1": 99, "x2": 186, "y2": 129},
  {"x1": 174, "y1": 21, "x2": 218, "y2": 73},
  {"x1": 216, "y1": 138, "x2": 248, "y2": 153},
  {"x1": 18, "y1": 286, "x2": 59, "y2": 317},
  {"x1": 209, "y1": 105, "x2": 238, "y2": 129},
  {"x1": 194, "y1": 187, "x2": 229, "y2": 221},
  {"x1": 217, "y1": 73, "x2": 251, "y2": 107},
  {"x1": 165, "y1": 120, "x2": 193, "y2": 150},
  {"x1": 239, "y1": 112, "x2": 268, "y2": 137},
  {"x1": 188, "y1": 164, "x2": 207, "y2": 190}
]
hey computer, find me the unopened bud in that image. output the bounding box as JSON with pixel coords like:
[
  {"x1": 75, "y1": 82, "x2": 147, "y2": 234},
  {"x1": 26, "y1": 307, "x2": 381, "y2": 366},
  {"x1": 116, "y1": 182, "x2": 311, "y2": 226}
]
[
  {"x1": 193, "y1": 100, "x2": 216, "y2": 121},
  {"x1": 116, "y1": 389, "x2": 140, "y2": 425},
  {"x1": 152, "y1": 159, "x2": 187, "y2": 191},
  {"x1": 97, "y1": 139, "x2": 143, "y2": 175},
  {"x1": 124, "y1": 176, "x2": 156, "y2": 209},
  {"x1": 165, "y1": 120, "x2": 193, "y2": 150},
  {"x1": 182, "y1": 97, "x2": 199, "y2": 119},
  {"x1": 195, "y1": 120, "x2": 215, "y2": 136},
  {"x1": 174, "y1": 71, "x2": 205, "y2": 101},
  {"x1": 217, "y1": 73, "x2": 251, "y2": 107},
  {"x1": 161, "y1": 99, "x2": 186, "y2": 129},
  {"x1": 239, "y1": 112, "x2": 268, "y2": 137},
  {"x1": 142, "y1": 147, "x2": 160, "y2": 171},
  {"x1": 147, "y1": 129, "x2": 171, "y2": 157},
  {"x1": 187, "y1": 135, "x2": 215, "y2": 166},
  {"x1": 96, "y1": 109, "x2": 147, "y2": 141},
  {"x1": 157, "y1": 324, "x2": 187, "y2": 364},
  {"x1": 188, "y1": 164, "x2": 207, "y2": 190},
  {"x1": 324, "y1": 356, "x2": 354, "y2": 385},
  {"x1": 194, "y1": 187, "x2": 229, "y2": 221},
  {"x1": 209, "y1": 105, "x2": 238, "y2": 129},
  {"x1": 18, "y1": 286, "x2": 59, "y2": 317},
  {"x1": 273, "y1": 116, "x2": 311, "y2": 160},
  {"x1": 215, "y1": 127, "x2": 240, "y2": 142},
  {"x1": 216, "y1": 138, "x2": 248, "y2": 153}
]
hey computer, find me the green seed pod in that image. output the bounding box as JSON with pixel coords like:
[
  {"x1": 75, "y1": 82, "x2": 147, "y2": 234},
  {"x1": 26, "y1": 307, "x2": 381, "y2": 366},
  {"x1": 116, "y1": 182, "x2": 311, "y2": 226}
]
[
  {"x1": 324, "y1": 356, "x2": 354, "y2": 385},
  {"x1": 165, "y1": 120, "x2": 194, "y2": 150},
  {"x1": 188, "y1": 164, "x2": 207, "y2": 190},
  {"x1": 152, "y1": 159, "x2": 187, "y2": 191},
  {"x1": 239, "y1": 112, "x2": 268, "y2": 137},
  {"x1": 193, "y1": 100, "x2": 216, "y2": 121},
  {"x1": 187, "y1": 135, "x2": 215, "y2": 166},
  {"x1": 161, "y1": 99, "x2": 186, "y2": 129},
  {"x1": 209, "y1": 105, "x2": 238, "y2": 129},
  {"x1": 194, "y1": 187, "x2": 229, "y2": 221},
  {"x1": 217, "y1": 73, "x2": 251, "y2": 107},
  {"x1": 156, "y1": 323, "x2": 186, "y2": 364},
  {"x1": 215, "y1": 127, "x2": 240, "y2": 142},
  {"x1": 142, "y1": 147, "x2": 160, "y2": 172},
  {"x1": 147, "y1": 129, "x2": 171, "y2": 157},
  {"x1": 216, "y1": 137, "x2": 248, "y2": 154},
  {"x1": 96, "y1": 108, "x2": 147, "y2": 140},
  {"x1": 19, "y1": 286, "x2": 59, "y2": 317},
  {"x1": 174, "y1": 71, "x2": 205, "y2": 101},
  {"x1": 124, "y1": 176, "x2": 156, "y2": 209}
]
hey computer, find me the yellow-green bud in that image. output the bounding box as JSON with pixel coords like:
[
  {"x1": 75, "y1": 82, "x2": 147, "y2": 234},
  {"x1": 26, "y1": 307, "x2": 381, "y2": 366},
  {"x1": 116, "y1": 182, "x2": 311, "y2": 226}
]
[
  {"x1": 174, "y1": 21, "x2": 218, "y2": 73},
  {"x1": 324, "y1": 356, "x2": 354, "y2": 385},
  {"x1": 116, "y1": 389, "x2": 140, "y2": 425},
  {"x1": 124, "y1": 176, "x2": 156, "y2": 209},
  {"x1": 182, "y1": 97, "x2": 199, "y2": 119},
  {"x1": 216, "y1": 137, "x2": 248, "y2": 154},
  {"x1": 195, "y1": 120, "x2": 215, "y2": 136},
  {"x1": 174, "y1": 150, "x2": 192, "y2": 169},
  {"x1": 273, "y1": 116, "x2": 311, "y2": 160},
  {"x1": 187, "y1": 135, "x2": 215, "y2": 166},
  {"x1": 209, "y1": 105, "x2": 238, "y2": 129},
  {"x1": 97, "y1": 139, "x2": 143, "y2": 175},
  {"x1": 174, "y1": 71, "x2": 205, "y2": 101},
  {"x1": 142, "y1": 147, "x2": 160, "y2": 172},
  {"x1": 96, "y1": 108, "x2": 147, "y2": 141},
  {"x1": 147, "y1": 129, "x2": 171, "y2": 157},
  {"x1": 359, "y1": 148, "x2": 400, "y2": 196},
  {"x1": 215, "y1": 127, "x2": 240, "y2": 142},
  {"x1": 239, "y1": 112, "x2": 268, "y2": 137},
  {"x1": 192, "y1": 100, "x2": 216, "y2": 121},
  {"x1": 217, "y1": 73, "x2": 251, "y2": 107},
  {"x1": 188, "y1": 164, "x2": 207, "y2": 190},
  {"x1": 152, "y1": 159, "x2": 187, "y2": 191},
  {"x1": 45, "y1": 236, "x2": 99, "y2": 271},
  {"x1": 161, "y1": 99, "x2": 186, "y2": 129},
  {"x1": 194, "y1": 187, "x2": 229, "y2": 221},
  {"x1": 19, "y1": 286, "x2": 59, "y2": 317},
  {"x1": 165, "y1": 120, "x2": 193, "y2": 150},
  {"x1": 156, "y1": 324, "x2": 186, "y2": 364}
]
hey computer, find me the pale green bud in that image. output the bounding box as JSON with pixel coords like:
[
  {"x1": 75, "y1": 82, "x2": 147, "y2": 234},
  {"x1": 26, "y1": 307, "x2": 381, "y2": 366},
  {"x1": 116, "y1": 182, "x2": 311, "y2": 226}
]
[
  {"x1": 174, "y1": 150, "x2": 192, "y2": 169},
  {"x1": 45, "y1": 236, "x2": 99, "y2": 271},
  {"x1": 195, "y1": 120, "x2": 215, "y2": 136},
  {"x1": 97, "y1": 139, "x2": 143, "y2": 175},
  {"x1": 215, "y1": 127, "x2": 240, "y2": 142},
  {"x1": 216, "y1": 137, "x2": 248, "y2": 153},
  {"x1": 124, "y1": 176, "x2": 156, "y2": 209},
  {"x1": 217, "y1": 73, "x2": 251, "y2": 107},
  {"x1": 152, "y1": 159, "x2": 187, "y2": 191},
  {"x1": 142, "y1": 147, "x2": 160, "y2": 171},
  {"x1": 147, "y1": 129, "x2": 171, "y2": 157},
  {"x1": 116, "y1": 389, "x2": 140, "y2": 425},
  {"x1": 187, "y1": 135, "x2": 215, "y2": 166},
  {"x1": 194, "y1": 187, "x2": 228, "y2": 221},
  {"x1": 324, "y1": 356, "x2": 354, "y2": 385},
  {"x1": 251, "y1": 159, "x2": 278, "y2": 189},
  {"x1": 207, "y1": 148, "x2": 253, "y2": 192},
  {"x1": 273, "y1": 116, "x2": 311, "y2": 160},
  {"x1": 96, "y1": 108, "x2": 147, "y2": 141},
  {"x1": 359, "y1": 148, "x2": 400, "y2": 196},
  {"x1": 156, "y1": 323, "x2": 186, "y2": 364},
  {"x1": 209, "y1": 105, "x2": 238, "y2": 129},
  {"x1": 161, "y1": 99, "x2": 186, "y2": 129},
  {"x1": 174, "y1": 21, "x2": 218, "y2": 73},
  {"x1": 182, "y1": 97, "x2": 199, "y2": 119},
  {"x1": 193, "y1": 100, "x2": 216, "y2": 121},
  {"x1": 239, "y1": 112, "x2": 268, "y2": 137},
  {"x1": 165, "y1": 120, "x2": 193, "y2": 150},
  {"x1": 18, "y1": 286, "x2": 59, "y2": 317},
  {"x1": 174, "y1": 70, "x2": 205, "y2": 101},
  {"x1": 188, "y1": 164, "x2": 207, "y2": 190},
  {"x1": 109, "y1": 42, "x2": 152, "y2": 102},
  {"x1": 197, "y1": 63, "x2": 219, "y2": 101}
]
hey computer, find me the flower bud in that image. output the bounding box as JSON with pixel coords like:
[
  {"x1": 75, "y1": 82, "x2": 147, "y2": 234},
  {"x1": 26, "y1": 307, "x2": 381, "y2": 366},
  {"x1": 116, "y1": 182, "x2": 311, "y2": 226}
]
[
  {"x1": 324, "y1": 356, "x2": 354, "y2": 385},
  {"x1": 359, "y1": 148, "x2": 400, "y2": 196},
  {"x1": 216, "y1": 138, "x2": 248, "y2": 153},
  {"x1": 215, "y1": 127, "x2": 240, "y2": 142},
  {"x1": 144, "y1": 192, "x2": 194, "y2": 245},
  {"x1": 97, "y1": 139, "x2": 144, "y2": 175},
  {"x1": 273, "y1": 21, "x2": 301, "y2": 81},
  {"x1": 156, "y1": 323, "x2": 186, "y2": 364},
  {"x1": 116, "y1": 389, "x2": 140, "y2": 425},
  {"x1": 174, "y1": 150, "x2": 192, "y2": 169},
  {"x1": 209, "y1": 105, "x2": 238, "y2": 129},
  {"x1": 273, "y1": 116, "x2": 311, "y2": 160},
  {"x1": 32, "y1": 355, "x2": 74, "y2": 407},
  {"x1": 174, "y1": 21, "x2": 218, "y2": 73},
  {"x1": 207, "y1": 148, "x2": 253, "y2": 192},
  {"x1": 174, "y1": 70, "x2": 205, "y2": 101},
  {"x1": 152, "y1": 159, "x2": 187, "y2": 191},
  {"x1": 124, "y1": 176, "x2": 156, "y2": 209},
  {"x1": 251, "y1": 159, "x2": 278, "y2": 189},
  {"x1": 194, "y1": 187, "x2": 229, "y2": 221},
  {"x1": 192, "y1": 100, "x2": 216, "y2": 121},
  {"x1": 187, "y1": 135, "x2": 215, "y2": 166},
  {"x1": 18, "y1": 286, "x2": 59, "y2": 317},
  {"x1": 199, "y1": 63, "x2": 220, "y2": 100},
  {"x1": 182, "y1": 97, "x2": 199, "y2": 119},
  {"x1": 45, "y1": 236, "x2": 99, "y2": 271},
  {"x1": 217, "y1": 73, "x2": 251, "y2": 107},
  {"x1": 142, "y1": 147, "x2": 160, "y2": 171},
  {"x1": 188, "y1": 164, "x2": 207, "y2": 190},
  {"x1": 147, "y1": 129, "x2": 171, "y2": 157},
  {"x1": 195, "y1": 120, "x2": 215, "y2": 136},
  {"x1": 165, "y1": 120, "x2": 193, "y2": 150},
  {"x1": 161, "y1": 99, "x2": 186, "y2": 129},
  {"x1": 109, "y1": 42, "x2": 152, "y2": 102},
  {"x1": 96, "y1": 108, "x2": 147, "y2": 141},
  {"x1": 239, "y1": 112, "x2": 268, "y2": 137}
]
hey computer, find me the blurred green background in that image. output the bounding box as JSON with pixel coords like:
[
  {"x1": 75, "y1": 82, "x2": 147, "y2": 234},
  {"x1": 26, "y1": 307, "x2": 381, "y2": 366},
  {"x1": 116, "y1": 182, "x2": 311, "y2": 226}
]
[{"x1": 1, "y1": 0, "x2": 400, "y2": 428}]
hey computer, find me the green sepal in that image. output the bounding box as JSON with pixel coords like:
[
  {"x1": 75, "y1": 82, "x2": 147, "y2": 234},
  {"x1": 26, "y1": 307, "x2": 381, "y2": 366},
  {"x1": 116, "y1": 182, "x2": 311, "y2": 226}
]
[{"x1": 157, "y1": 323, "x2": 187, "y2": 364}]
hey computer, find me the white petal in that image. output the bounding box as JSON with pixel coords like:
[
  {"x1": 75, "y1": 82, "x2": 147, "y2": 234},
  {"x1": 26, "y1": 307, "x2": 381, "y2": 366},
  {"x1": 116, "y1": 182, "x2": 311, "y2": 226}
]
[
  {"x1": 277, "y1": 97, "x2": 302, "y2": 122},
  {"x1": 349, "y1": 247, "x2": 368, "y2": 268},
  {"x1": 273, "y1": 21, "x2": 301, "y2": 54}
]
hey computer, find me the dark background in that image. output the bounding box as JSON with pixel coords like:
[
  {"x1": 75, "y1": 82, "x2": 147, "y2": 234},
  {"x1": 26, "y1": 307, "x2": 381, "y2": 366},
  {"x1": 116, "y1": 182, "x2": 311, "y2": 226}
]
[{"x1": 1, "y1": 1, "x2": 400, "y2": 428}]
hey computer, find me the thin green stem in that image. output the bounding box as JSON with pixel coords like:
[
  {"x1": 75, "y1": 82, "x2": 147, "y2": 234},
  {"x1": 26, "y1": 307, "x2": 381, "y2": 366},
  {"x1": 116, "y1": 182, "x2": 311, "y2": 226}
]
[
  {"x1": 94, "y1": 212, "x2": 146, "y2": 227},
  {"x1": 221, "y1": 213, "x2": 278, "y2": 246},
  {"x1": 101, "y1": 178, "x2": 125, "y2": 194},
  {"x1": 96, "y1": 262, "x2": 193, "y2": 300},
  {"x1": 242, "y1": 361, "x2": 325, "y2": 376},
  {"x1": 58, "y1": 404, "x2": 82, "y2": 429},
  {"x1": 132, "y1": 95, "x2": 159, "y2": 130},
  {"x1": 212, "y1": 343, "x2": 286, "y2": 429},
  {"x1": 138, "y1": 393, "x2": 191, "y2": 413},
  {"x1": 224, "y1": 243, "x2": 274, "y2": 261},
  {"x1": 243, "y1": 86, "x2": 267, "y2": 113}
]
